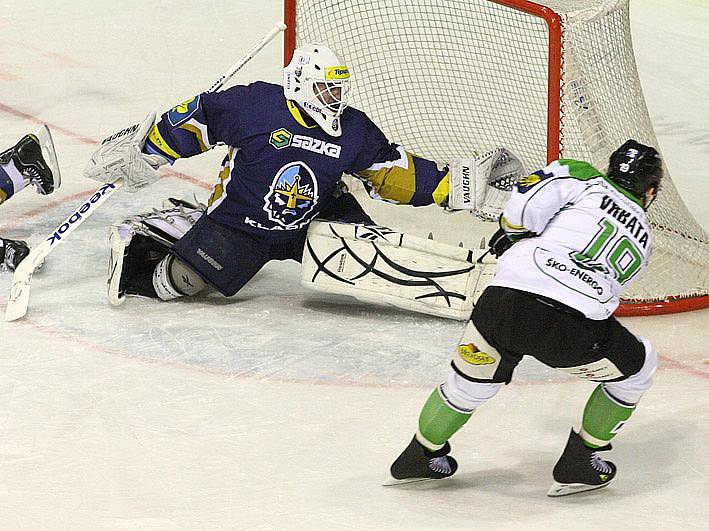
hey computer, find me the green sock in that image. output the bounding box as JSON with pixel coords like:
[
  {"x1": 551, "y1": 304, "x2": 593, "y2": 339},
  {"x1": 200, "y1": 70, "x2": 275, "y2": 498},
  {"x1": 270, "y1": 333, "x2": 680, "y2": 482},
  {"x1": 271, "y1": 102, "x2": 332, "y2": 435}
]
[
  {"x1": 581, "y1": 384, "x2": 635, "y2": 448},
  {"x1": 417, "y1": 386, "x2": 473, "y2": 450}
]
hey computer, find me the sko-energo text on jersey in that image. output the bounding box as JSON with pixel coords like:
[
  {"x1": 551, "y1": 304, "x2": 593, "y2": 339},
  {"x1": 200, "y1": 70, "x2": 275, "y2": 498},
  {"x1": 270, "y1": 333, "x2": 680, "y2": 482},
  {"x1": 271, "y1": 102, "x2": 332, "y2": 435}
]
[
  {"x1": 143, "y1": 81, "x2": 447, "y2": 242},
  {"x1": 492, "y1": 159, "x2": 653, "y2": 319}
]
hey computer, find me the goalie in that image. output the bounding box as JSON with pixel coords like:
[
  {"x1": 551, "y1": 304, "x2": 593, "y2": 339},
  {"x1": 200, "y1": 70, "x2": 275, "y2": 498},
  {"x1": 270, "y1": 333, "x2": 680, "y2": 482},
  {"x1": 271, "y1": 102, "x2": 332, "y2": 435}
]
[{"x1": 86, "y1": 43, "x2": 524, "y2": 307}]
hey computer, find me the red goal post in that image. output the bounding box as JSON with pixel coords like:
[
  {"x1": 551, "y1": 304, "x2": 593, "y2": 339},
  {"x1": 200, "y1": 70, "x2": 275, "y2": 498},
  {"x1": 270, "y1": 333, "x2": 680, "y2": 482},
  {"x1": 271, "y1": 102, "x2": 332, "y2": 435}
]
[{"x1": 283, "y1": 0, "x2": 709, "y2": 316}]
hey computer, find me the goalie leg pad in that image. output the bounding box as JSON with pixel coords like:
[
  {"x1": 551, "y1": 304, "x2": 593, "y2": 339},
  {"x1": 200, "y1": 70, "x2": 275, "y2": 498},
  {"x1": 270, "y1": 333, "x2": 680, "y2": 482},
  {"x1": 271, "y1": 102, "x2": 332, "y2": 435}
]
[
  {"x1": 107, "y1": 202, "x2": 204, "y2": 305},
  {"x1": 301, "y1": 220, "x2": 496, "y2": 320}
]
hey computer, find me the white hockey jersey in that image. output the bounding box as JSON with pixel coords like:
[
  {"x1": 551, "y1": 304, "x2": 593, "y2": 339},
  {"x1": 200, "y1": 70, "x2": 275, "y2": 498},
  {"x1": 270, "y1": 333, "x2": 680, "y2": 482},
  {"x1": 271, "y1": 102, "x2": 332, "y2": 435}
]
[{"x1": 492, "y1": 159, "x2": 653, "y2": 320}]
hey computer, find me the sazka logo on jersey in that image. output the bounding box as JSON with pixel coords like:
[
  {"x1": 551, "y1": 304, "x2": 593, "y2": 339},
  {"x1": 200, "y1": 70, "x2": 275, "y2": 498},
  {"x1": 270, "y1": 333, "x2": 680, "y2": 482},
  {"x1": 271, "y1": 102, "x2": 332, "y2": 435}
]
[
  {"x1": 264, "y1": 161, "x2": 319, "y2": 228},
  {"x1": 268, "y1": 128, "x2": 342, "y2": 159}
]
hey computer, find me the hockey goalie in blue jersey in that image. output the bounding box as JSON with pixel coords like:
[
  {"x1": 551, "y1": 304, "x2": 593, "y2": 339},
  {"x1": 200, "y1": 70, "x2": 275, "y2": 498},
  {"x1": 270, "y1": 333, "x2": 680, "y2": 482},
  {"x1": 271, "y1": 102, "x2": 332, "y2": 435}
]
[{"x1": 84, "y1": 43, "x2": 524, "y2": 305}]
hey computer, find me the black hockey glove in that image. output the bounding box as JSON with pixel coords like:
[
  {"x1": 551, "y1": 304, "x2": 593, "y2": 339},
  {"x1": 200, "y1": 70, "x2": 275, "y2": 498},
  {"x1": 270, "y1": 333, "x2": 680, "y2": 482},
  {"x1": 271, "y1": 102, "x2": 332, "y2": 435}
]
[
  {"x1": 0, "y1": 237, "x2": 30, "y2": 272},
  {"x1": 488, "y1": 228, "x2": 513, "y2": 258}
]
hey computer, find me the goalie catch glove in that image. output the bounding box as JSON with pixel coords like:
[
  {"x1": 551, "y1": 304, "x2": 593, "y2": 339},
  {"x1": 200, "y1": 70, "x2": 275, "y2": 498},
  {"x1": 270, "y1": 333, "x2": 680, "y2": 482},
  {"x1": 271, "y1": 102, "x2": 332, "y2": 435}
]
[
  {"x1": 447, "y1": 147, "x2": 526, "y2": 221},
  {"x1": 84, "y1": 112, "x2": 167, "y2": 192}
]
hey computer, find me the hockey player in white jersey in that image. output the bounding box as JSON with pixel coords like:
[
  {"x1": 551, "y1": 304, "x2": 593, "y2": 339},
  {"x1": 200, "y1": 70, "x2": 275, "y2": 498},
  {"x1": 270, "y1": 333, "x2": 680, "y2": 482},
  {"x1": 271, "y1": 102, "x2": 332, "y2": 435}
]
[
  {"x1": 387, "y1": 140, "x2": 663, "y2": 496},
  {"x1": 0, "y1": 127, "x2": 61, "y2": 271}
]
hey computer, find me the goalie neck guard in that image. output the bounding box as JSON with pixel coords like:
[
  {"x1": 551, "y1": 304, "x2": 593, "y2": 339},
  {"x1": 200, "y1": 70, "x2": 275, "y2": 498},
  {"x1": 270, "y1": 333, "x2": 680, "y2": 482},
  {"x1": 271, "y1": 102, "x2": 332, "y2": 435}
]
[{"x1": 283, "y1": 43, "x2": 351, "y2": 137}]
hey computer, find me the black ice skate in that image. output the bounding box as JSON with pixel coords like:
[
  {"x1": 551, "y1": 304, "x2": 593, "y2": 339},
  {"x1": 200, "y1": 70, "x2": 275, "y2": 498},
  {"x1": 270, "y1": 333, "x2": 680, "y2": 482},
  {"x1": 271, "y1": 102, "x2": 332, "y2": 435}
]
[
  {"x1": 384, "y1": 436, "x2": 458, "y2": 486},
  {"x1": 0, "y1": 125, "x2": 61, "y2": 195},
  {"x1": 547, "y1": 429, "x2": 617, "y2": 497},
  {"x1": 0, "y1": 237, "x2": 30, "y2": 272}
]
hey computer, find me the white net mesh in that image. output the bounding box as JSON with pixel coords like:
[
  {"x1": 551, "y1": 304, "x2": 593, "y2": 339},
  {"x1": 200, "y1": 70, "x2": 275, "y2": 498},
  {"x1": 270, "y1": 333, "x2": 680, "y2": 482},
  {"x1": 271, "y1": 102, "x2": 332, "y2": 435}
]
[{"x1": 290, "y1": 0, "x2": 708, "y2": 309}]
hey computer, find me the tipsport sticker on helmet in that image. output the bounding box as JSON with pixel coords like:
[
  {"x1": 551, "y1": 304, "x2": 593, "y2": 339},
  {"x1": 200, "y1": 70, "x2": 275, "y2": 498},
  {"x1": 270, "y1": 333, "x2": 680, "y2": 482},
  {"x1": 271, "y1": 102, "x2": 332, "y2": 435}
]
[
  {"x1": 264, "y1": 161, "x2": 319, "y2": 228},
  {"x1": 167, "y1": 95, "x2": 201, "y2": 127},
  {"x1": 325, "y1": 66, "x2": 350, "y2": 80}
]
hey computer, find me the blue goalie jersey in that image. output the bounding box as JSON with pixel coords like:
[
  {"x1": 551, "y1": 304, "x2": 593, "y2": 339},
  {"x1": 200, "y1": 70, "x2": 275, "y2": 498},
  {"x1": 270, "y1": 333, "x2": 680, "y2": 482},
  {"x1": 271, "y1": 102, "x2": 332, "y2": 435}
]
[{"x1": 143, "y1": 81, "x2": 447, "y2": 242}]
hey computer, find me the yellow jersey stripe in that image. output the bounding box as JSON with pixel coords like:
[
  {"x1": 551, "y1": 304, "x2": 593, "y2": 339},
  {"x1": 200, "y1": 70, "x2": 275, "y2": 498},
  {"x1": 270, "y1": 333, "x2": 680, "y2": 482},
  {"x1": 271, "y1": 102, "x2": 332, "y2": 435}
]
[{"x1": 147, "y1": 125, "x2": 181, "y2": 160}]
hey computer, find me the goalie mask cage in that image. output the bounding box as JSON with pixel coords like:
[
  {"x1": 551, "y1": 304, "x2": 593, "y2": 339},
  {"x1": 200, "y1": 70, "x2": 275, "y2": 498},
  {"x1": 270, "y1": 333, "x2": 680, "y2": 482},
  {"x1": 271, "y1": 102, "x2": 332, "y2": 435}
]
[{"x1": 284, "y1": 0, "x2": 709, "y2": 316}]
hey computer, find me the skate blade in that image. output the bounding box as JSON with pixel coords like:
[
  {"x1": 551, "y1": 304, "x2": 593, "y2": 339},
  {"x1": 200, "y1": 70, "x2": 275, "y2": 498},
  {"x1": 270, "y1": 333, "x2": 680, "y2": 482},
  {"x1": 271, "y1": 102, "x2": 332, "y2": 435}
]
[
  {"x1": 35, "y1": 124, "x2": 61, "y2": 191},
  {"x1": 547, "y1": 479, "x2": 613, "y2": 497},
  {"x1": 382, "y1": 475, "x2": 442, "y2": 487}
]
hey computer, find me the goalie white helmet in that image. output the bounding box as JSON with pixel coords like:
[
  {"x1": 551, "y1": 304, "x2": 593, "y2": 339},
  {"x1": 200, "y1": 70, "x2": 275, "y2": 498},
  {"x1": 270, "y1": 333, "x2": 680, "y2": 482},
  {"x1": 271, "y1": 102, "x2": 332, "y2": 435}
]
[{"x1": 283, "y1": 43, "x2": 351, "y2": 137}]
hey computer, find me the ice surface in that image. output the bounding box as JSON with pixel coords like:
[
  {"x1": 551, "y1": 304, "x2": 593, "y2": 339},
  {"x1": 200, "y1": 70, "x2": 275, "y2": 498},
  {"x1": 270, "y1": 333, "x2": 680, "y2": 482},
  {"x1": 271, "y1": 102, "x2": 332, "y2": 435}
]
[{"x1": 0, "y1": 0, "x2": 706, "y2": 528}]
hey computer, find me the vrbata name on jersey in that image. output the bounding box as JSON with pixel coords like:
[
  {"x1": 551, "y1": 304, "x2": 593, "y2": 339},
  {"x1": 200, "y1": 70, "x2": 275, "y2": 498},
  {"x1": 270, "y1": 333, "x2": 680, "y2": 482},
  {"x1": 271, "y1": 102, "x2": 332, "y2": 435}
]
[
  {"x1": 492, "y1": 158, "x2": 653, "y2": 320},
  {"x1": 599, "y1": 194, "x2": 650, "y2": 249}
]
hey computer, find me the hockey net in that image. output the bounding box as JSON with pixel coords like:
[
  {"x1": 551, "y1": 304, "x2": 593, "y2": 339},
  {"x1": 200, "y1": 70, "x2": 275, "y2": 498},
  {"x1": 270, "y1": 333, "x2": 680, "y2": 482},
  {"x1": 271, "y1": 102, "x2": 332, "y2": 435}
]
[{"x1": 284, "y1": 0, "x2": 709, "y2": 315}]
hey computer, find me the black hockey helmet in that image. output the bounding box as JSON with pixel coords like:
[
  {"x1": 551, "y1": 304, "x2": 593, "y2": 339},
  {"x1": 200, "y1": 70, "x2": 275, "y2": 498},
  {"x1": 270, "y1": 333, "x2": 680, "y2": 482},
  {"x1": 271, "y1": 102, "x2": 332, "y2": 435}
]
[{"x1": 607, "y1": 139, "x2": 663, "y2": 209}]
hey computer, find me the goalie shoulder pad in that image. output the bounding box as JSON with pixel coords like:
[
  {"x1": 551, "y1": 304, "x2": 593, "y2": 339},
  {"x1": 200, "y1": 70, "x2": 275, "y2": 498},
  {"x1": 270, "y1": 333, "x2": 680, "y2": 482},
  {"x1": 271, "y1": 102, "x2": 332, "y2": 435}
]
[
  {"x1": 448, "y1": 147, "x2": 526, "y2": 221},
  {"x1": 301, "y1": 221, "x2": 495, "y2": 321}
]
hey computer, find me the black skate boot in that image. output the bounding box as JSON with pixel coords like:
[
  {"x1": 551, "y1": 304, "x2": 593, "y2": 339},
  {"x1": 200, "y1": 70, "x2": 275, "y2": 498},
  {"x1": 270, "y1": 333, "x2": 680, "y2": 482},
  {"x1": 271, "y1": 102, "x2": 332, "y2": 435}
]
[
  {"x1": 0, "y1": 125, "x2": 61, "y2": 195},
  {"x1": 384, "y1": 436, "x2": 458, "y2": 486},
  {"x1": 547, "y1": 429, "x2": 617, "y2": 497},
  {"x1": 0, "y1": 237, "x2": 30, "y2": 272}
]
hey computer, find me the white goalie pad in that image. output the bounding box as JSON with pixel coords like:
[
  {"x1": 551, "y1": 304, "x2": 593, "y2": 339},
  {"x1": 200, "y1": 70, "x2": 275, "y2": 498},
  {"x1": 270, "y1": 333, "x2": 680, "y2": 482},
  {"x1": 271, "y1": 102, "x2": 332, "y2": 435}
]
[
  {"x1": 448, "y1": 147, "x2": 526, "y2": 221},
  {"x1": 84, "y1": 112, "x2": 166, "y2": 192},
  {"x1": 108, "y1": 199, "x2": 204, "y2": 305},
  {"x1": 301, "y1": 221, "x2": 496, "y2": 321}
]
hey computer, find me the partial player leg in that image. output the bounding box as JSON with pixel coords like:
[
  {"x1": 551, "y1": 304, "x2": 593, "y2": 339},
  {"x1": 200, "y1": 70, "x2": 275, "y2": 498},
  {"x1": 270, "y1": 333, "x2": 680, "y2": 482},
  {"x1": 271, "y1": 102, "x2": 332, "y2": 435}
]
[
  {"x1": 386, "y1": 301, "x2": 516, "y2": 485},
  {"x1": 0, "y1": 237, "x2": 30, "y2": 272},
  {"x1": 0, "y1": 125, "x2": 61, "y2": 197},
  {"x1": 0, "y1": 128, "x2": 60, "y2": 272},
  {"x1": 547, "y1": 333, "x2": 657, "y2": 497}
]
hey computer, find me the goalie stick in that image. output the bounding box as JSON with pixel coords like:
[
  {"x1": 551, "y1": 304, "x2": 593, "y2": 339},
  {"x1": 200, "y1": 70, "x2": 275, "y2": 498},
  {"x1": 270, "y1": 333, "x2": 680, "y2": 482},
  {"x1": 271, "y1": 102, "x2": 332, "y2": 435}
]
[{"x1": 4, "y1": 22, "x2": 286, "y2": 322}]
